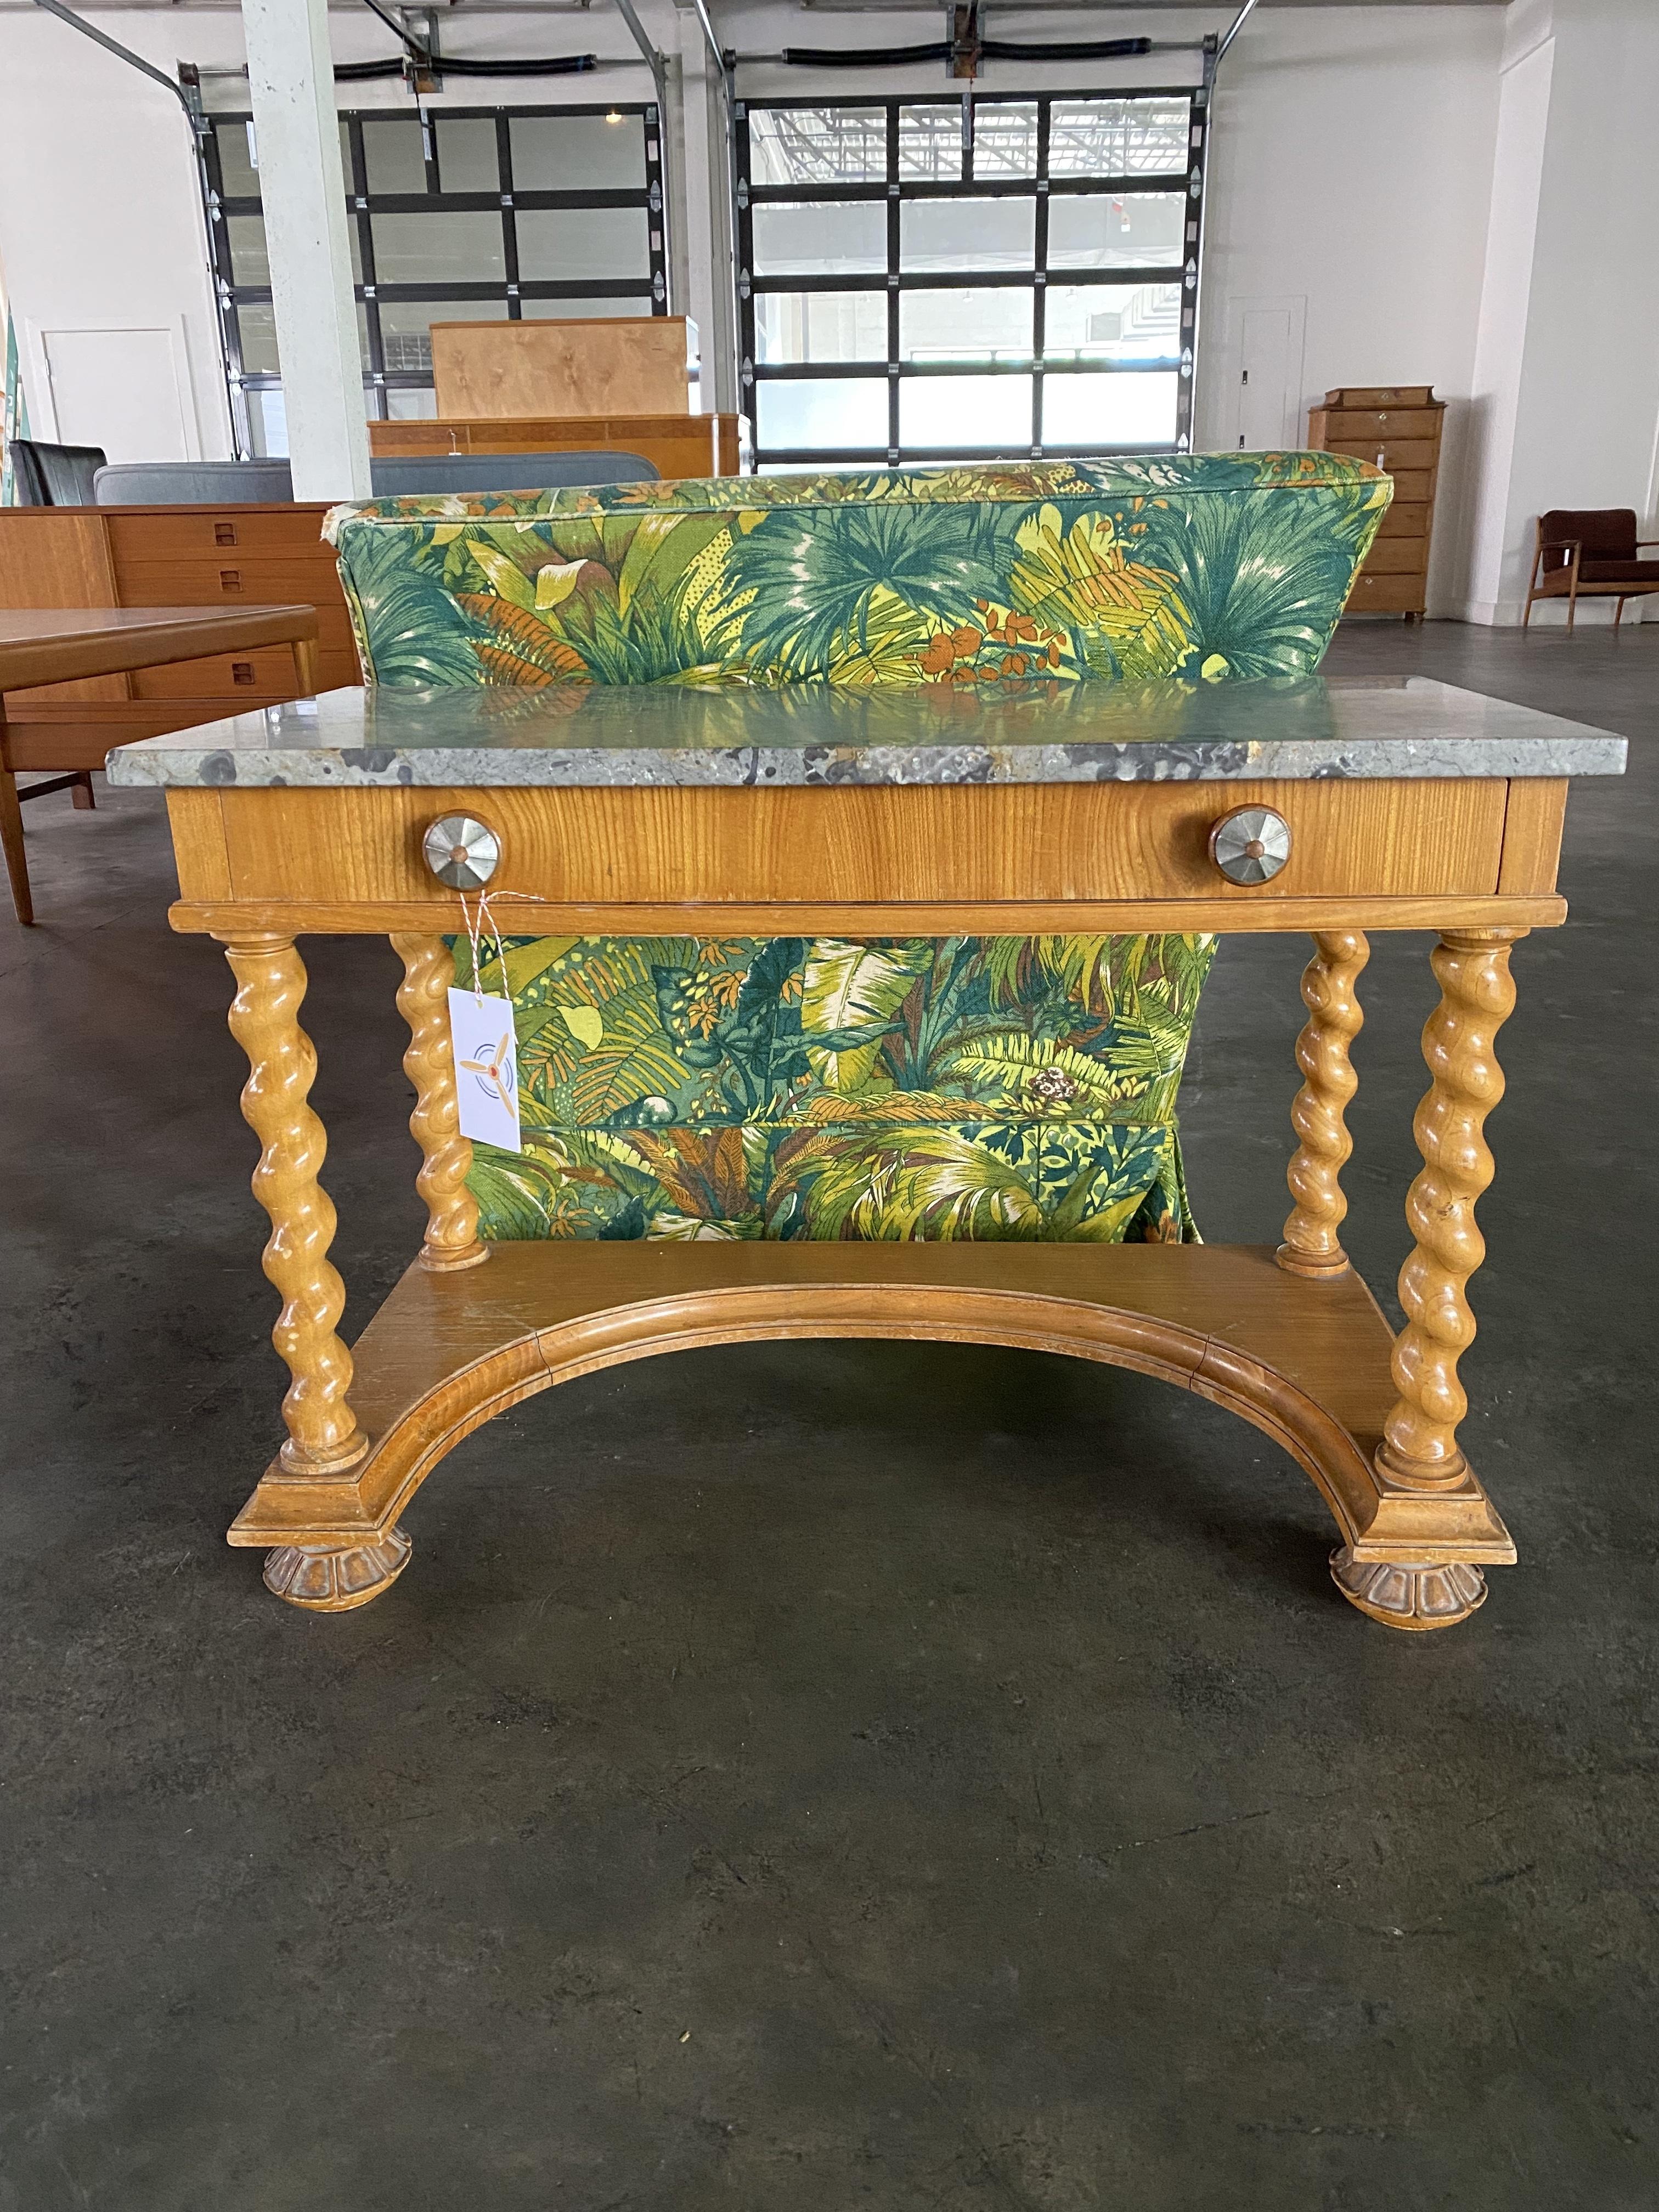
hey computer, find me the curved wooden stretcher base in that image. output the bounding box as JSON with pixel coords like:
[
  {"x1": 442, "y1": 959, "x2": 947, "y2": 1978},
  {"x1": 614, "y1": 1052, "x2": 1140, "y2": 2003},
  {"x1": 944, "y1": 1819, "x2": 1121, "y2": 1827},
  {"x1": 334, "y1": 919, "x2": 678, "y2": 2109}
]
[{"x1": 227, "y1": 1240, "x2": 1514, "y2": 1630}]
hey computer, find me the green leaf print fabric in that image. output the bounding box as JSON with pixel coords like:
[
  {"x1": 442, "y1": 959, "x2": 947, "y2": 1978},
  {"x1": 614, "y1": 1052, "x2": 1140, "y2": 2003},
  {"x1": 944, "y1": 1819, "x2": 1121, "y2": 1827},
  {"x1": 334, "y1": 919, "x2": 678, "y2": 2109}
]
[{"x1": 329, "y1": 454, "x2": 1387, "y2": 1243}]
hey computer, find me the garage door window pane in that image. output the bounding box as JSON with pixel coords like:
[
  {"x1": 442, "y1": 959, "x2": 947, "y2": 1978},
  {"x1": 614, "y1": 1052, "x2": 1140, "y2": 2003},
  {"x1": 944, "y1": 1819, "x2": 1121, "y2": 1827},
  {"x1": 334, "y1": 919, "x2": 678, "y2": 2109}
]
[
  {"x1": 1046, "y1": 194, "x2": 1183, "y2": 272},
  {"x1": 522, "y1": 296, "x2": 656, "y2": 319},
  {"x1": 516, "y1": 206, "x2": 650, "y2": 282},
  {"x1": 900, "y1": 198, "x2": 1035, "y2": 274},
  {"x1": 236, "y1": 302, "x2": 279, "y2": 375},
  {"x1": 510, "y1": 114, "x2": 646, "y2": 191},
  {"x1": 1047, "y1": 99, "x2": 1189, "y2": 179},
  {"x1": 899, "y1": 106, "x2": 962, "y2": 183},
  {"x1": 752, "y1": 201, "x2": 887, "y2": 278},
  {"x1": 750, "y1": 108, "x2": 885, "y2": 188},
  {"x1": 900, "y1": 287, "x2": 1032, "y2": 362},
  {"x1": 363, "y1": 119, "x2": 427, "y2": 195},
  {"x1": 898, "y1": 375, "x2": 1031, "y2": 449},
  {"x1": 436, "y1": 117, "x2": 501, "y2": 194},
  {"x1": 370, "y1": 212, "x2": 506, "y2": 283},
  {"x1": 757, "y1": 292, "x2": 887, "y2": 365},
  {"x1": 755, "y1": 379, "x2": 888, "y2": 451},
  {"x1": 1041, "y1": 371, "x2": 1180, "y2": 446},
  {"x1": 1045, "y1": 283, "x2": 1181, "y2": 363},
  {"x1": 227, "y1": 215, "x2": 269, "y2": 286}
]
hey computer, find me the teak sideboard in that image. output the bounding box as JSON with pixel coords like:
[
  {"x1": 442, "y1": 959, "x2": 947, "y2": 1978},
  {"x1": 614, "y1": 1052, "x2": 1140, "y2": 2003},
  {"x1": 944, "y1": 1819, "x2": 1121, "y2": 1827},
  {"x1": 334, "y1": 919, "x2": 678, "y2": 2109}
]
[
  {"x1": 0, "y1": 503, "x2": 352, "y2": 776},
  {"x1": 106, "y1": 675, "x2": 1624, "y2": 1636}
]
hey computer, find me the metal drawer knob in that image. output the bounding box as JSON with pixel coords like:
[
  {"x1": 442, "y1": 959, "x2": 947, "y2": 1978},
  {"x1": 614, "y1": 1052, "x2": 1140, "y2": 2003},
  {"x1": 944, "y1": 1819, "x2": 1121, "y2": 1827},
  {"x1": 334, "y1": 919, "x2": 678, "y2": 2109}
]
[
  {"x1": 1209, "y1": 805, "x2": 1291, "y2": 885},
  {"x1": 422, "y1": 813, "x2": 501, "y2": 890}
]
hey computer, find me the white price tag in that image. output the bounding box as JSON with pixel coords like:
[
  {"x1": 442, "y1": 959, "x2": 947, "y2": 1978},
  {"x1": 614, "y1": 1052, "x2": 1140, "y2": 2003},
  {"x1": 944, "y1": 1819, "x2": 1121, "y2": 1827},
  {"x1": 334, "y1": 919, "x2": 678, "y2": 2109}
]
[{"x1": 448, "y1": 988, "x2": 522, "y2": 1154}]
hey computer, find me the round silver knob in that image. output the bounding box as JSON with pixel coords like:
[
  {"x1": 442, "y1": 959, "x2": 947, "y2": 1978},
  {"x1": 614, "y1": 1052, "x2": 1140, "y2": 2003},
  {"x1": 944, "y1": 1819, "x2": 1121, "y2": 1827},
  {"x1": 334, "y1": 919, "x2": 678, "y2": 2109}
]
[
  {"x1": 1209, "y1": 805, "x2": 1291, "y2": 885},
  {"x1": 422, "y1": 813, "x2": 501, "y2": 890}
]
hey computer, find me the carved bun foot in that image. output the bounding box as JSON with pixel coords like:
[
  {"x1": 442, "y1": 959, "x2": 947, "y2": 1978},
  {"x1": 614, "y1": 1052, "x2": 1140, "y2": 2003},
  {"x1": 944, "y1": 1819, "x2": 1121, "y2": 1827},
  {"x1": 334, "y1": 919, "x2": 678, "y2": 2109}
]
[
  {"x1": 263, "y1": 1525, "x2": 413, "y2": 1612},
  {"x1": 1330, "y1": 1547, "x2": 1487, "y2": 1632}
]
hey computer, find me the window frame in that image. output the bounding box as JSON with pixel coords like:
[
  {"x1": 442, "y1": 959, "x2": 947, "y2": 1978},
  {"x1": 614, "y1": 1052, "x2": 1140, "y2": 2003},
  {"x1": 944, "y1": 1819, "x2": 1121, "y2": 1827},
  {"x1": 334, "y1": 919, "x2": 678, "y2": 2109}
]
[
  {"x1": 198, "y1": 101, "x2": 670, "y2": 455},
  {"x1": 735, "y1": 91, "x2": 1207, "y2": 471}
]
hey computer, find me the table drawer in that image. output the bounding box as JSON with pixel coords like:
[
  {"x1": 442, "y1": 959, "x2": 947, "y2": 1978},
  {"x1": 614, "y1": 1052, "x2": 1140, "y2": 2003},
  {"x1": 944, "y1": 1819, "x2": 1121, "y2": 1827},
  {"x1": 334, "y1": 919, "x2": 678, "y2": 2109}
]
[
  {"x1": 113, "y1": 556, "x2": 346, "y2": 610},
  {"x1": 1321, "y1": 408, "x2": 1442, "y2": 442},
  {"x1": 104, "y1": 508, "x2": 332, "y2": 563},
  {"x1": 204, "y1": 778, "x2": 1510, "y2": 907},
  {"x1": 130, "y1": 644, "x2": 359, "y2": 699},
  {"x1": 1345, "y1": 570, "x2": 1426, "y2": 614}
]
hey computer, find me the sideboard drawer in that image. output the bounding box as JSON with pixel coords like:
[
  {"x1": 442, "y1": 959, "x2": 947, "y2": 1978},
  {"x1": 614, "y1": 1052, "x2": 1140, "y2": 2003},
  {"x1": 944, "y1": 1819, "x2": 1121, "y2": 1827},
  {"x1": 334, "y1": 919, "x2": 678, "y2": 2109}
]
[
  {"x1": 1321, "y1": 408, "x2": 1442, "y2": 442},
  {"x1": 113, "y1": 555, "x2": 347, "y2": 612},
  {"x1": 105, "y1": 508, "x2": 331, "y2": 563},
  {"x1": 131, "y1": 644, "x2": 360, "y2": 699},
  {"x1": 1346, "y1": 571, "x2": 1425, "y2": 614},
  {"x1": 200, "y1": 778, "x2": 1511, "y2": 908}
]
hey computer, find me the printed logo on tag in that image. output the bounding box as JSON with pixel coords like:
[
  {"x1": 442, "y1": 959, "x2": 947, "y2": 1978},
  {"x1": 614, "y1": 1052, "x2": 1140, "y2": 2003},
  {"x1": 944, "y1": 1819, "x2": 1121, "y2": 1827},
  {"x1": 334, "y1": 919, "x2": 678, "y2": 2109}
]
[{"x1": 449, "y1": 988, "x2": 522, "y2": 1155}]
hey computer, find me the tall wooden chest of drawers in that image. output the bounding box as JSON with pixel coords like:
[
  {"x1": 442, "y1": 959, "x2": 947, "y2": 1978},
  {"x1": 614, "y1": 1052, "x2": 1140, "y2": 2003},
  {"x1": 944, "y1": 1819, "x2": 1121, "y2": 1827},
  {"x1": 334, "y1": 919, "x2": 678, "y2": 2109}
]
[{"x1": 1307, "y1": 385, "x2": 1445, "y2": 621}]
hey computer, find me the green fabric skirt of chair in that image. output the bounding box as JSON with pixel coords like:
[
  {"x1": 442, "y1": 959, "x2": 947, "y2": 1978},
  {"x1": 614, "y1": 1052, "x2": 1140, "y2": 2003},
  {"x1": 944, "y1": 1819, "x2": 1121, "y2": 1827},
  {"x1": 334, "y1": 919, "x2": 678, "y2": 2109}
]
[{"x1": 458, "y1": 929, "x2": 1216, "y2": 1243}]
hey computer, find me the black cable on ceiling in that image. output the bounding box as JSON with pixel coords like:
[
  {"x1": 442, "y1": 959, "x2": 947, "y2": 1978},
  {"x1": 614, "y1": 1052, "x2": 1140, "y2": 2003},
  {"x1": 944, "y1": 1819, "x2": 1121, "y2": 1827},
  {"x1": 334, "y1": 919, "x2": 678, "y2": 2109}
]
[
  {"x1": 781, "y1": 41, "x2": 954, "y2": 67},
  {"x1": 778, "y1": 33, "x2": 1152, "y2": 68},
  {"x1": 347, "y1": 0, "x2": 595, "y2": 84},
  {"x1": 980, "y1": 35, "x2": 1153, "y2": 60}
]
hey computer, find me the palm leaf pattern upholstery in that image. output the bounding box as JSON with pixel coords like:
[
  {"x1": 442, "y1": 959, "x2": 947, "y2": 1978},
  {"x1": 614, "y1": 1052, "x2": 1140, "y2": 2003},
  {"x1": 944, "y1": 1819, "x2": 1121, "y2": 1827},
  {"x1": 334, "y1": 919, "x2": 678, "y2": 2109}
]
[{"x1": 329, "y1": 453, "x2": 1387, "y2": 1242}]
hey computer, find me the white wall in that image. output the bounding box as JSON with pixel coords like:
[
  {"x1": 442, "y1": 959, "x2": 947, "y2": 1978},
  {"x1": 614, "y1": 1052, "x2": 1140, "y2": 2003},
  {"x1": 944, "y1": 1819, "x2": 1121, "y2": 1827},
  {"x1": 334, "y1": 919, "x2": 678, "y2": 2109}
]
[
  {"x1": 1459, "y1": 0, "x2": 1659, "y2": 622},
  {"x1": 1199, "y1": 7, "x2": 1504, "y2": 613}
]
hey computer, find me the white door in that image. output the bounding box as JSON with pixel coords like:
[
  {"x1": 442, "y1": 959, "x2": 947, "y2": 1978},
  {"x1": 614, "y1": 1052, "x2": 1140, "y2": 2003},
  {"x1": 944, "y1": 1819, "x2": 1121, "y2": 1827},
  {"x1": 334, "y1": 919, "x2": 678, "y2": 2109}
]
[
  {"x1": 39, "y1": 325, "x2": 196, "y2": 461},
  {"x1": 1226, "y1": 296, "x2": 1307, "y2": 453}
]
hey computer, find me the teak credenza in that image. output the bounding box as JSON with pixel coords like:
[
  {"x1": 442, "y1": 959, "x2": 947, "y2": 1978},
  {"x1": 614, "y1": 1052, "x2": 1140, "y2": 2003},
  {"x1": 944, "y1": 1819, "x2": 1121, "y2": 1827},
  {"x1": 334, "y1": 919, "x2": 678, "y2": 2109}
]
[{"x1": 106, "y1": 676, "x2": 1624, "y2": 1632}]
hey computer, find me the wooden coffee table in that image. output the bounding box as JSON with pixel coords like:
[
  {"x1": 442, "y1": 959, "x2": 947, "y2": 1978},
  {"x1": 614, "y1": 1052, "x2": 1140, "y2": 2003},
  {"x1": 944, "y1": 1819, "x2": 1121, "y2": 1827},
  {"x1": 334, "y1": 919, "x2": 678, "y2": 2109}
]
[
  {"x1": 0, "y1": 605, "x2": 320, "y2": 924},
  {"x1": 106, "y1": 674, "x2": 1623, "y2": 1631}
]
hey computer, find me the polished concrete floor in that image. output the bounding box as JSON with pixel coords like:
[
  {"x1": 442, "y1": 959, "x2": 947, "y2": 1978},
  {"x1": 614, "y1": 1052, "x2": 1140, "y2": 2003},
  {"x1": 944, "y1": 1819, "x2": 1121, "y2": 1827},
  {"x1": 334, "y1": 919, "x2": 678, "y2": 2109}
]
[{"x1": 2, "y1": 623, "x2": 1655, "y2": 2211}]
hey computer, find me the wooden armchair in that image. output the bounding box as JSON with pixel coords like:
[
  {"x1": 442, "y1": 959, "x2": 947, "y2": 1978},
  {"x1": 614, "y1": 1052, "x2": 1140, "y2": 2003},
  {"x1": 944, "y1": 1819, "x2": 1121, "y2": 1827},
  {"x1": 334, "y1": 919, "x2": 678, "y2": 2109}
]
[{"x1": 1524, "y1": 508, "x2": 1659, "y2": 633}]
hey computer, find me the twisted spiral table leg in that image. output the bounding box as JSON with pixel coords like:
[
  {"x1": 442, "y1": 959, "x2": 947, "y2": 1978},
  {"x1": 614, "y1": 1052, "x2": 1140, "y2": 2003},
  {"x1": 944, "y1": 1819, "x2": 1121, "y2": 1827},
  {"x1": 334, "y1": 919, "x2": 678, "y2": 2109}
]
[
  {"x1": 1278, "y1": 929, "x2": 1368, "y2": 1279},
  {"x1": 222, "y1": 938, "x2": 409, "y2": 1612},
  {"x1": 1332, "y1": 928, "x2": 1522, "y2": 1631},
  {"x1": 392, "y1": 933, "x2": 488, "y2": 1273}
]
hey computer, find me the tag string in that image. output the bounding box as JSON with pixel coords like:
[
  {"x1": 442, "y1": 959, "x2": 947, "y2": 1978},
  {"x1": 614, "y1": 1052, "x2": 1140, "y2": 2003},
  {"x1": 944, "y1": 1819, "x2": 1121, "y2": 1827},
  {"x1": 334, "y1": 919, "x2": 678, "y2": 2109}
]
[{"x1": 458, "y1": 887, "x2": 545, "y2": 1004}]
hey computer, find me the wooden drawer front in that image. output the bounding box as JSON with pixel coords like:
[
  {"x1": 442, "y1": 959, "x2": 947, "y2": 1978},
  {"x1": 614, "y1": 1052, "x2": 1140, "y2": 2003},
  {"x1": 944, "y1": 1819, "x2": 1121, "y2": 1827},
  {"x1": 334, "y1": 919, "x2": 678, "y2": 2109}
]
[
  {"x1": 1321, "y1": 408, "x2": 1441, "y2": 442},
  {"x1": 1346, "y1": 570, "x2": 1426, "y2": 614},
  {"x1": 207, "y1": 778, "x2": 1508, "y2": 907},
  {"x1": 130, "y1": 645, "x2": 360, "y2": 700},
  {"x1": 105, "y1": 509, "x2": 331, "y2": 563},
  {"x1": 1323, "y1": 437, "x2": 1440, "y2": 473},
  {"x1": 1377, "y1": 470, "x2": 1434, "y2": 506},
  {"x1": 1327, "y1": 386, "x2": 1432, "y2": 410},
  {"x1": 1374, "y1": 501, "x2": 1430, "y2": 541},
  {"x1": 1358, "y1": 537, "x2": 1429, "y2": 577},
  {"x1": 113, "y1": 555, "x2": 346, "y2": 611}
]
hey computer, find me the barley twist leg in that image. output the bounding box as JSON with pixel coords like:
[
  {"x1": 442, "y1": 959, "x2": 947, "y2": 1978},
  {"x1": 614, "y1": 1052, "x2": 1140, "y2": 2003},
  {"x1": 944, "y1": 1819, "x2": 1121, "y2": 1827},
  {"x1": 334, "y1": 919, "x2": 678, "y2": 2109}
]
[
  {"x1": 1331, "y1": 929, "x2": 1522, "y2": 1632},
  {"x1": 1278, "y1": 928, "x2": 1368, "y2": 1279},
  {"x1": 391, "y1": 933, "x2": 488, "y2": 1272}
]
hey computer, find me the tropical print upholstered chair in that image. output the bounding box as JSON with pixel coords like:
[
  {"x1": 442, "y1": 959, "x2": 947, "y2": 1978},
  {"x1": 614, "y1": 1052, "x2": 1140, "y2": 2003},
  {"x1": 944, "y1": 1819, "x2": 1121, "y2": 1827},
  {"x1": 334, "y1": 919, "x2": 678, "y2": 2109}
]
[{"x1": 329, "y1": 453, "x2": 1388, "y2": 1244}]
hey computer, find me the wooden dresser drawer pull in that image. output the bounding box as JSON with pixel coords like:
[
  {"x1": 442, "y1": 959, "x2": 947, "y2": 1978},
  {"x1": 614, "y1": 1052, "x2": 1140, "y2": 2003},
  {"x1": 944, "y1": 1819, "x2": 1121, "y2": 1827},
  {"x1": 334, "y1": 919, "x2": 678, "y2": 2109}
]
[
  {"x1": 1210, "y1": 805, "x2": 1291, "y2": 885},
  {"x1": 232, "y1": 661, "x2": 256, "y2": 685},
  {"x1": 215, "y1": 522, "x2": 238, "y2": 546},
  {"x1": 219, "y1": 568, "x2": 242, "y2": 591}
]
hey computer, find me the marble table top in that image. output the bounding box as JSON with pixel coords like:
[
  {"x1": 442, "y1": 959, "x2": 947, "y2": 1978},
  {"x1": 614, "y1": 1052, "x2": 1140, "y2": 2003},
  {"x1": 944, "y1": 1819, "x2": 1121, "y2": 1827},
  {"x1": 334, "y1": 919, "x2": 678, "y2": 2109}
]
[{"x1": 104, "y1": 675, "x2": 1628, "y2": 790}]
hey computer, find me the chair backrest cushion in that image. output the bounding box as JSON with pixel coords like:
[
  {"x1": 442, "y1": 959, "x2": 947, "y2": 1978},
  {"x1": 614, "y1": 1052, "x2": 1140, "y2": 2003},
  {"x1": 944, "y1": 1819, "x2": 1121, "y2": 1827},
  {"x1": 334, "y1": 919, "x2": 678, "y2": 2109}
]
[
  {"x1": 368, "y1": 452, "x2": 659, "y2": 499},
  {"x1": 14, "y1": 439, "x2": 107, "y2": 505},
  {"x1": 95, "y1": 460, "x2": 296, "y2": 505},
  {"x1": 1540, "y1": 508, "x2": 1638, "y2": 563},
  {"x1": 329, "y1": 452, "x2": 1390, "y2": 690}
]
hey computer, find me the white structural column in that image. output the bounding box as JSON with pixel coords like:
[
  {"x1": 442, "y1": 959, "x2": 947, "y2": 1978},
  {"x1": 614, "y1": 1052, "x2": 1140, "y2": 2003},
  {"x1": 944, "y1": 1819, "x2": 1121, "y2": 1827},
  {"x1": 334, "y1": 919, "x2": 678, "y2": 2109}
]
[{"x1": 241, "y1": 0, "x2": 370, "y2": 500}]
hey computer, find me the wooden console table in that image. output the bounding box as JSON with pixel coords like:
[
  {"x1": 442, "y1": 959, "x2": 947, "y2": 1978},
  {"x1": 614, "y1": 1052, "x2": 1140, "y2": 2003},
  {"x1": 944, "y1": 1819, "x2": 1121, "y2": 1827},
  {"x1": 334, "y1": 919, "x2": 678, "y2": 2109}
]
[
  {"x1": 1, "y1": 603, "x2": 318, "y2": 924},
  {"x1": 368, "y1": 412, "x2": 749, "y2": 478},
  {"x1": 106, "y1": 675, "x2": 1623, "y2": 1630}
]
